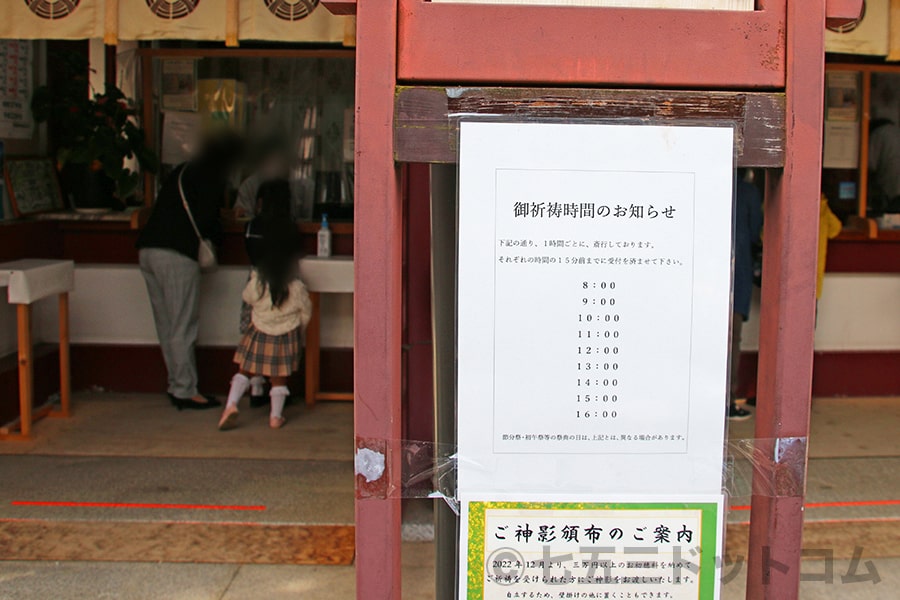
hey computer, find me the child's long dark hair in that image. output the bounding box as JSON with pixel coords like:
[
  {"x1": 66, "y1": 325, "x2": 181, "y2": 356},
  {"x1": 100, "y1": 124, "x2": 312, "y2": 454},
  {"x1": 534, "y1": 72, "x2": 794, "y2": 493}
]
[{"x1": 254, "y1": 180, "x2": 297, "y2": 308}]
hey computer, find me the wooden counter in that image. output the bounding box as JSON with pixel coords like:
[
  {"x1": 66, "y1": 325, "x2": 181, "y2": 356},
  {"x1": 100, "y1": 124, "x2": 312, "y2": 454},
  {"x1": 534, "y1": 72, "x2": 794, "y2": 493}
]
[{"x1": 5, "y1": 213, "x2": 354, "y2": 265}]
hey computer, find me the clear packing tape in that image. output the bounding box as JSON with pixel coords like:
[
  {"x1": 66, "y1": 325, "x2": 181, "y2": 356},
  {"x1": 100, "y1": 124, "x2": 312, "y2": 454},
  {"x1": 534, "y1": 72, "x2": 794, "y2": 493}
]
[{"x1": 354, "y1": 436, "x2": 809, "y2": 516}]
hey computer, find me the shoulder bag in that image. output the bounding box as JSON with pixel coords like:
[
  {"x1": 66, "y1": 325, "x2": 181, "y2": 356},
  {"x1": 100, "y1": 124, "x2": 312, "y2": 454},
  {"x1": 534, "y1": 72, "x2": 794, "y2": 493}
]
[{"x1": 178, "y1": 166, "x2": 218, "y2": 271}]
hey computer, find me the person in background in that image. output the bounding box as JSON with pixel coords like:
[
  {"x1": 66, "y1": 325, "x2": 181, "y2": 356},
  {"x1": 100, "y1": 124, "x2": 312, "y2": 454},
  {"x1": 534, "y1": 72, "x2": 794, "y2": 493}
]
[
  {"x1": 234, "y1": 137, "x2": 308, "y2": 404},
  {"x1": 743, "y1": 189, "x2": 840, "y2": 410},
  {"x1": 219, "y1": 180, "x2": 310, "y2": 430},
  {"x1": 233, "y1": 136, "x2": 308, "y2": 220},
  {"x1": 136, "y1": 132, "x2": 242, "y2": 410},
  {"x1": 868, "y1": 82, "x2": 900, "y2": 216},
  {"x1": 817, "y1": 194, "x2": 842, "y2": 307},
  {"x1": 241, "y1": 178, "x2": 304, "y2": 406},
  {"x1": 729, "y1": 169, "x2": 763, "y2": 421}
]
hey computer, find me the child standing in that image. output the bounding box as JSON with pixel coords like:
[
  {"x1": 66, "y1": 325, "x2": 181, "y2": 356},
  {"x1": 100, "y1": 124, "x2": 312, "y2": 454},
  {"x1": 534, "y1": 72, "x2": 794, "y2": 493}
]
[{"x1": 219, "y1": 180, "x2": 311, "y2": 430}]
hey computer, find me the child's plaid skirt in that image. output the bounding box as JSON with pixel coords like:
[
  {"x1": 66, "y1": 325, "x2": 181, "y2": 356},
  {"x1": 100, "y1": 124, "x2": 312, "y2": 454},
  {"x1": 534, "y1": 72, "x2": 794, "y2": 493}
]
[{"x1": 233, "y1": 324, "x2": 301, "y2": 377}]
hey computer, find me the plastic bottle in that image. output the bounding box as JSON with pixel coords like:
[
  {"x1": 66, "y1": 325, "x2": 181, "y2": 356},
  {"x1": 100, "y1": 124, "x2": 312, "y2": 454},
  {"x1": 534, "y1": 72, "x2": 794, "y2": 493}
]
[{"x1": 317, "y1": 213, "x2": 332, "y2": 257}]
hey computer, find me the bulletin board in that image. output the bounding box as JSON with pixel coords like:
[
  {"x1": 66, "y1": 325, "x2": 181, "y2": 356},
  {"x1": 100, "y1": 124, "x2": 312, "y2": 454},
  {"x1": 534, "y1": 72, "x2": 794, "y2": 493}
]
[{"x1": 3, "y1": 158, "x2": 63, "y2": 217}]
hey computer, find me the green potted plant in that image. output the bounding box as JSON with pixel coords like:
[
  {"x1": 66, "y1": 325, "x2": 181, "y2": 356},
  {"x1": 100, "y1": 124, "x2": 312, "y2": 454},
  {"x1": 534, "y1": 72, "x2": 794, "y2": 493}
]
[{"x1": 31, "y1": 53, "x2": 158, "y2": 210}]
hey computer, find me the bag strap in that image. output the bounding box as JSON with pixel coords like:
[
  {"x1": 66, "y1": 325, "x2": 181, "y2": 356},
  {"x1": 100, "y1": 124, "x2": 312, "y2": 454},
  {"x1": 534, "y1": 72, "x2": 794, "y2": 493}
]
[
  {"x1": 245, "y1": 220, "x2": 263, "y2": 239},
  {"x1": 178, "y1": 166, "x2": 204, "y2": 242}
]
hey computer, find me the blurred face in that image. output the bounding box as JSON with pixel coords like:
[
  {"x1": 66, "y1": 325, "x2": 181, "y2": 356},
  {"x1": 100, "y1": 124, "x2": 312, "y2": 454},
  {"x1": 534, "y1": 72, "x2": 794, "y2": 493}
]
[{"x1": 259, "y1": 155, "x2": 289, "y2": 179}]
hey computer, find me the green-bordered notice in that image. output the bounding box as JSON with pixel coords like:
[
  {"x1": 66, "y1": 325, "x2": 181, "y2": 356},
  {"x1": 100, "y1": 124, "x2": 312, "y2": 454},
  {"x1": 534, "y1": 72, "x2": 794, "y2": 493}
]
[{"x1": 464, "y1": 498, "x2": 723, "y2": 600}]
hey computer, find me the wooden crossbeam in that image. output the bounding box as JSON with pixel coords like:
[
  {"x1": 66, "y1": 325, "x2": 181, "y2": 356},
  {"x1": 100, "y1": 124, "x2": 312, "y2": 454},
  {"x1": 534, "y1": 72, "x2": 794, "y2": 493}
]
[{"x1": 395, "y1": 86, "x2": 786, "y2": 167}]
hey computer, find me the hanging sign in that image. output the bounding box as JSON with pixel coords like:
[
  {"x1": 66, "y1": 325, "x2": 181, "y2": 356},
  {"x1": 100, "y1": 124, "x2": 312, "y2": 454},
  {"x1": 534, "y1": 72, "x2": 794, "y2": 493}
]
[
  {"x1": 118, "y1": 0, "x2": 226, "y2": 41},
  {"x1": 0, "y1": 1, "x2": 350, "y2": 44},
  {"x1": 431, "y1": 0, "x2": 753, "y2": 9},
  {"x1": 825, "y1": 0, "x2": 889, "y2": 56},
  {"x1": 0, "y1": 1, "x2": 101, "y2": 40},
  {"x1": 239, "y1": 0, "x2": 350, "y2": 43}
]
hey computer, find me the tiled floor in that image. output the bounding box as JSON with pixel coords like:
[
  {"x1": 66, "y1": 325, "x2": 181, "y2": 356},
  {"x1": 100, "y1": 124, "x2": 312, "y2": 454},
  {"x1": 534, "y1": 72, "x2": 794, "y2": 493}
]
[
  {"x1": 0, "y1": 552, "x2": 896, "y2": 599},
  {"x1": 0, "y1": 455, "x2": 354, "y2": 525},
  {"x1": 0, "y1": 393, "x2": 896, "y2": 599},
  {"x1": 0, "y1": 393, "x2": 354, "y2": 461},
  {"x1": 727, "y1": 396, "x2": 900, "y2": 459}
]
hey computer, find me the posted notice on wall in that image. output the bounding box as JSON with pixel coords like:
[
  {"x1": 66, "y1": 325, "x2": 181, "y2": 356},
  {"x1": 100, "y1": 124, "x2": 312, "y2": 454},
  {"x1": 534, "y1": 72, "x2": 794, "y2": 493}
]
[
  {"x1": 456, "y1": 122, "x2": 734, "y2": 496},
  {"x1": 161, "y1": 59, "x2": 198, "y2": 112},
  {"x1": 0, "y1": 40, "x2": 33, "y2": 140},
  {"x1": 460, "y1": 494, "x2": 725, "y2": 600}
]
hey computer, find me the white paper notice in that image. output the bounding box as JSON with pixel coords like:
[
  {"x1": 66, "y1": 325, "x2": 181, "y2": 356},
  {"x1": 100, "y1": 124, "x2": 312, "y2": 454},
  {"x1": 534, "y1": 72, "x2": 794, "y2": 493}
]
[
  {"x1": 823, "y1": 121, "x2": 860, "y2": 170},
  {"x1": 161, "y1": 112, "x2": 203, "y2": 166},
  {"x1": 457, "y1": 122, "x2": 734, "y2": 496},
  {"x1": 0, "y1": 41, "x2": 33, "y2": 140}
]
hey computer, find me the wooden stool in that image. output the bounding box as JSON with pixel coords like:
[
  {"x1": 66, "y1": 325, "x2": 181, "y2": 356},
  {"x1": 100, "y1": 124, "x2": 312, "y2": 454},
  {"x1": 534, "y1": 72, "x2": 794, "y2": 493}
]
[
  {"x1": 0, "y1": 259, "x2": 74, "y2": 440},
  {"x1": 299, "y1": 256, "x2": 355, "y2": 407}
]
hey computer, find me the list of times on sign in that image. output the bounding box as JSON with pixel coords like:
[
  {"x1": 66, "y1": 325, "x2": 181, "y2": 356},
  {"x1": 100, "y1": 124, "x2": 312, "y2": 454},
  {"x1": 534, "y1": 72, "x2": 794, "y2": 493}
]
[
  {"x1": 457, "y1": 122, "x2": 734, "y2": 496},
  {"x1": 493, "y1": 169, "x2": 695, "y2": 454}
]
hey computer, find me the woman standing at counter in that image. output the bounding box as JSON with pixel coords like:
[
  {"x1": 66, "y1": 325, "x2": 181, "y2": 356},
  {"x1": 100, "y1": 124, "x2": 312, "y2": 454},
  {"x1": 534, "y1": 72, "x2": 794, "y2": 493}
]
[{"x1": 136, "y1": 133, "x2": 242, "y2": 410}]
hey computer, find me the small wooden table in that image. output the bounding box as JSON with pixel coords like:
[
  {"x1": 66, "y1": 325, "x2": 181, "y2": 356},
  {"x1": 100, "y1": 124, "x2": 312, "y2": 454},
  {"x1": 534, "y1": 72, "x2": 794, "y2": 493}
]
[
  {"x1": 0, "y1": 259, "x2": 74, "y2": 440},
  {"x1": 299, "y1": 256, "x2": 354, "y2": 407}
]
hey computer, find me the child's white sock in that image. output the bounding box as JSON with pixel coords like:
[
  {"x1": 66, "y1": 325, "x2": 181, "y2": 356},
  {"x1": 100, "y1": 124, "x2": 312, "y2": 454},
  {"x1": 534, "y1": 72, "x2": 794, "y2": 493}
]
[
  {"x1": 227, "y1": 373, "x2": 250, "y2": 410},
  {"x1": 270, "y1": 385, "x2": 289, "y2": 419},
  {"x1": 249, "y1": 376, "x2": 266, "y2": 397}
]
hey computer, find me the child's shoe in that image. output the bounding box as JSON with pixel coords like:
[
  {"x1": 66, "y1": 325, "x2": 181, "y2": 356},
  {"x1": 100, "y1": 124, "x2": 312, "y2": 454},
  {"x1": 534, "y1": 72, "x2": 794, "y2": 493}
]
[
  {"x1": 218, "y1": 408, "x2": 239, "y2": 430},
  {"x1": 269, "y1": 416, "x2": 286, "y2": 429}
]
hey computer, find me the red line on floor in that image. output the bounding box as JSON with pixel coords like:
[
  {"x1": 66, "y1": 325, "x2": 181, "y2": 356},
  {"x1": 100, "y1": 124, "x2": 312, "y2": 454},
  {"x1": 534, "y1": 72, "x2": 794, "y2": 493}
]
[
  {"x1": 729, "y1": 516, "x2": 900, "y2": 526},
  {"x1": 730, "y1": 499, "x2": 900, "y2": 511},
  {"x1": 11, "y1": 501, "x2": 266, "y2": 511}
]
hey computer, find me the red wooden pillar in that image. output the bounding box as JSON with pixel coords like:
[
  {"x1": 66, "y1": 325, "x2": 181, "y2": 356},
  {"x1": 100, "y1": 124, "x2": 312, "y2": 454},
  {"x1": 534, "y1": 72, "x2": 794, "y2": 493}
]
[
  {"x1": 746, "y1": 2, "x2": 826, "y2": 598},
  {"x1": 353, "y1": 0, "x2": 404, "y2": 597},
  {"x1": 403, "y1": 164, "x2": 435, "y2": 443},
  {"x1": 341, "y1": 1, "x2": 864, "y2": 598}
]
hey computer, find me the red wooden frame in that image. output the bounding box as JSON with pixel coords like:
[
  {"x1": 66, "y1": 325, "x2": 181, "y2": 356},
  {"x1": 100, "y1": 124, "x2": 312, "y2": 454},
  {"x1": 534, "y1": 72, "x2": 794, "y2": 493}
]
[
  {"x1": 398, "y1": 0, "x2": 787, "y2": 88},
  {"x1": 352, "y1": 1, "x2": 861, "y2": 598}
]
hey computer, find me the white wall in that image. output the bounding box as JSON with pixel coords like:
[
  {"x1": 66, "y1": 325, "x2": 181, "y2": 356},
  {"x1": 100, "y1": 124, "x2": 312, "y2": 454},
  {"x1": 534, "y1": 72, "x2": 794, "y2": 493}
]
[
  {"x1": 0, "y1": 265, "x2": 353, "y2": 353},
  {"x1": 88, "y1": 39, "x2": 105, "y2": 97},
  {"x1": 741, "y1": 273, "x2": 900, "y2": 351},
  {"x1": 2, "y1": 269, "x2": 897, "y2": 357}
]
